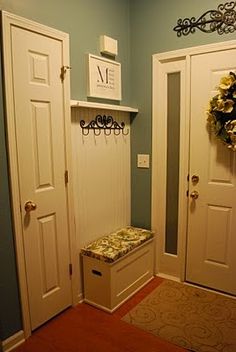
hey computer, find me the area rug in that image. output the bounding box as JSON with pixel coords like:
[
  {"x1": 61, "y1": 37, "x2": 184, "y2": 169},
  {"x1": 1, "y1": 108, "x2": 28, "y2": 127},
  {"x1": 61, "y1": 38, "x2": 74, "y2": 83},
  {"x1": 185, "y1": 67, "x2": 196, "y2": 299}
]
[{"x1": 122, "y1": 280, "x2": 236, "y2": 352}]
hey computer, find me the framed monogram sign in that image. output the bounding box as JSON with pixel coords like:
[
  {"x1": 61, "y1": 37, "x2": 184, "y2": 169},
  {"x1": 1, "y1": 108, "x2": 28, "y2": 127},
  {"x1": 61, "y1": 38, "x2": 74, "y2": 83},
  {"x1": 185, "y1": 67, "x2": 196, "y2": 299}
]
[{"x1": 87, "y1": 54, "x2": 122, "y2": 101}]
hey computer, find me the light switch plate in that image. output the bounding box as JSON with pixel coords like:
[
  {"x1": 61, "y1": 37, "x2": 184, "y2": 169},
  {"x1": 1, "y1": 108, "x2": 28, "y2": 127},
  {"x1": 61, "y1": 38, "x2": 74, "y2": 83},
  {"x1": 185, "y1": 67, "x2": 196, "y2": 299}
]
[{"x1": 137, "y1": 154, "x2": 150, "y2": 168}]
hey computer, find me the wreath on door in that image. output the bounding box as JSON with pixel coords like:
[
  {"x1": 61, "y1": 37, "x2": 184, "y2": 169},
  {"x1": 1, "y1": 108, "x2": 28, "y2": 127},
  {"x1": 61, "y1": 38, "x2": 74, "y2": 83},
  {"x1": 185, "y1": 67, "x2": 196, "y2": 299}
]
[{"x1": 207, "y1": 71, "x2": 236, "y2": 151}]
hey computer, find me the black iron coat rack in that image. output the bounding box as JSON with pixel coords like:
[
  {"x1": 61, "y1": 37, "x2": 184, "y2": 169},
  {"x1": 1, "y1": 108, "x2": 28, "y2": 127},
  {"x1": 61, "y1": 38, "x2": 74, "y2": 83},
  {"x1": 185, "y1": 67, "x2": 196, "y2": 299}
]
[{"x1": 80, "y1": 114, "x2": 129, "y2": 136}]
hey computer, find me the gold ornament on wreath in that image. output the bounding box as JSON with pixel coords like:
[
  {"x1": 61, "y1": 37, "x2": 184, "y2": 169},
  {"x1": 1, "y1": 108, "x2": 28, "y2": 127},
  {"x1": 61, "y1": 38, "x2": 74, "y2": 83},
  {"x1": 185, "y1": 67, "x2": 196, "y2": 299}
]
[{"x1": 207, "y1": 71, "x2": 236, "y2": 151}]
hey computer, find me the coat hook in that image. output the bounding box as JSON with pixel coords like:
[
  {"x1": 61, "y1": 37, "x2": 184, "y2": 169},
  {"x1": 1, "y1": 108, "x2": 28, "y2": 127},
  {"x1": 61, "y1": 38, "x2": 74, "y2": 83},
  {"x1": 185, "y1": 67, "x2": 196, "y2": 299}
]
[
  {"x1": 94, "y1": 129, "x2": 101, "y2": 136},
  {"x1": 122, "y1": 128, "x2": 129, "y2": 136},
  {"x1": 104, "y1": 129, "x2": 112, "y2": 136},
  {"x1": 114, "y1": 129, "x2": 121, "y2": 136},
  {"x1": 82, "y1": 129, "x2": 89, "y2": 136}
]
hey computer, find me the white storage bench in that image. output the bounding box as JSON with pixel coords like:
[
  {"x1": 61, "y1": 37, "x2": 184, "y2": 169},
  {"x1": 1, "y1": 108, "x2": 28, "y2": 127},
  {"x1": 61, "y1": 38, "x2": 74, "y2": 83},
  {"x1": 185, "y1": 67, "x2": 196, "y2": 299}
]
[{"x1": 81, "y1": 226, "x2": 154, "y2": 312}]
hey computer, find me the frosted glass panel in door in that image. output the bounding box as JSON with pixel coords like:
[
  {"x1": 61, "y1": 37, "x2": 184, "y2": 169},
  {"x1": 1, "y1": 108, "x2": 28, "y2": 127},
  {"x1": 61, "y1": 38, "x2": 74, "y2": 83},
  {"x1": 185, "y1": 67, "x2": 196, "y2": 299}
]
[{"x1": 165, "y1": 72, "x2": 180, "y2": 255}]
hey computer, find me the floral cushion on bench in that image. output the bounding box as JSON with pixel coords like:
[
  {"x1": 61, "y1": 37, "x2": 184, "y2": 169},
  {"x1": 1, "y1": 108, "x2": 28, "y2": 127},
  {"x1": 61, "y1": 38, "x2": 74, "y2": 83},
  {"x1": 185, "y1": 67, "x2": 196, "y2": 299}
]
[{"x1": 81, "y1": 226, "x2": 154, "y2": 263}]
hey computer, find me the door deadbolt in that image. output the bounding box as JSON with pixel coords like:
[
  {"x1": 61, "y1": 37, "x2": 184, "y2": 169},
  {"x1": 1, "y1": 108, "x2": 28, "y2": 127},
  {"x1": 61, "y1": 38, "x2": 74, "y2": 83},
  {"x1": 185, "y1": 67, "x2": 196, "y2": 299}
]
[{"x1": 191, "y1": 175, "x2": 199, "y2": 184}]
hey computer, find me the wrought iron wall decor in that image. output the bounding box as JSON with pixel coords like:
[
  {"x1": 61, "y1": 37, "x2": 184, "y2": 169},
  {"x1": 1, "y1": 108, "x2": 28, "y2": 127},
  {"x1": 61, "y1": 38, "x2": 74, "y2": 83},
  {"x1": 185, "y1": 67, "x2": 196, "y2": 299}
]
[
  {"x1": 173, "y1": 2, "x2": 236, "y2": 36},
  {"x1": 80, "y1": 114, "x2": 129, "y2": 136}
]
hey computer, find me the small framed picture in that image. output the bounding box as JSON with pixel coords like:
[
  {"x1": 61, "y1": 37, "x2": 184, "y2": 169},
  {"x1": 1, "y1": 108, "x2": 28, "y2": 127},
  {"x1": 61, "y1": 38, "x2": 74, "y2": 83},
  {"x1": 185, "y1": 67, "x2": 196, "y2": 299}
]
[{"x1": 87, "y1": 54, "x2": 122, "y2": 101}]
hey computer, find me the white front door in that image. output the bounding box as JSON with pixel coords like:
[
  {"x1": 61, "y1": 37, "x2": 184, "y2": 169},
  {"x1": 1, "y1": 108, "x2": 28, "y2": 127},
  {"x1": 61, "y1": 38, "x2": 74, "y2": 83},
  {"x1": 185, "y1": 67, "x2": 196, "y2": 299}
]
[
  {"x1": 186, "y1": 49, "x2": 236, "y2": 295},
  {"x1": 11, "y1": 25, "x2": 72, "y2": 329}
]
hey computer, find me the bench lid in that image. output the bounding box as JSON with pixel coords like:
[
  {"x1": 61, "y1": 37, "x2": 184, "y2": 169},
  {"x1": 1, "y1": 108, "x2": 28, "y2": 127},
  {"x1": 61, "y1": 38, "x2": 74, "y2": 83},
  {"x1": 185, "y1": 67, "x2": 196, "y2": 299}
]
[{"x1": 81, "y1": 226, "x2": 154, "y2": 263}]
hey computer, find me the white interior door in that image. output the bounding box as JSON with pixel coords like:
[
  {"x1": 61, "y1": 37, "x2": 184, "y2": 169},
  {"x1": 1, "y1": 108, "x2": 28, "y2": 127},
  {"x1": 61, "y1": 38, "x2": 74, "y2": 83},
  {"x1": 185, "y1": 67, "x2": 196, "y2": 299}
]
[
  {"x1": 11, "y1": 26, "x2": 72, "y2": 329},
  {"x1": 186, "y1": 49, "x2": 236, "y2": 295}
]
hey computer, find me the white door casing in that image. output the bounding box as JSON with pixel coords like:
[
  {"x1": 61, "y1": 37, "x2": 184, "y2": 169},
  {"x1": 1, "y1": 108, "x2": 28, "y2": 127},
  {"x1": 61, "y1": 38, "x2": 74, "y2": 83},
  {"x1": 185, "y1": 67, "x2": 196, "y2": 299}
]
[
  {"x1": 152, "y1": 40, "x2": 236, "y2": 294},
  {"x1": 186, "y1": 50, "x2": 236, "y2": 295},
  {"x1": 2, "y1": 11, "x2": 78, "y2": 337},
  {"x1": 152, "y1": 58, "x2": 188, "y2": 279}
]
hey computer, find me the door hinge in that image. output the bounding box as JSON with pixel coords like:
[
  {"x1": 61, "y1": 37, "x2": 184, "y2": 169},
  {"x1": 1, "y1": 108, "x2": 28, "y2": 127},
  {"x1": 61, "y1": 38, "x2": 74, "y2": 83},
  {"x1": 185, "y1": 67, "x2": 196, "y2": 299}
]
[
  {"x1": 60, "y1": 65, "x2": 72, "y2": 82},
  {"x1": 187, "y1": 174, "x2": 189, "y2": 182},
  {"x1": 186, "y1": 190, "x2": 189, "y2": 197},
  {"x1": 65, "y1": 170, "x2": 69, "y2": 184},
  {"x1": 69, "y1": 263, "x2": 73, "y2": 277}
]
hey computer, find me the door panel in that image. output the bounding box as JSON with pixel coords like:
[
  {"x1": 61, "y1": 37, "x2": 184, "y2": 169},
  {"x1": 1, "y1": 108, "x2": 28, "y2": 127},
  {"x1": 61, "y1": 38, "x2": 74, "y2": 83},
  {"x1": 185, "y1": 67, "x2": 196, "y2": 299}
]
[
  {"x1": 186, "y1": 50, "x2": 236, "y2": 295},
  {"x1": 11, "y1": 26, "x2": 72, "y2": 329},
  {"x1": 205, "y1": 205, "x2": 231, "y2": 264},
  {"x1": 32, "y1": 101, "x2": 54, "y2": 189},
  {"x1": 39, "y1": 214, "x2": 60, "y2": 294}
]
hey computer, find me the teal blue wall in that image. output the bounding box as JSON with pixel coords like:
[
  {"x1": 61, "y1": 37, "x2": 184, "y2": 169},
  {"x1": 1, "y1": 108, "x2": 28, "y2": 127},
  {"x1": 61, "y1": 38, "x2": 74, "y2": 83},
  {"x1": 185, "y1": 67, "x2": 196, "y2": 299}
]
[
  {"x1": 130, "y1": 0, "x2": 236, "y2": 229},
  {"x1": 0, "y1": 0, "x2": 236, "y2": 341},
  {"x1": 0, "y1": 47, "x2": 22, "y2": 339},
  {"x1": 0, "y1": 0, "x2": 130, "y2": 103},
  {"x1": 0, "y1": 0, "x2": 130, "y2": 339}
]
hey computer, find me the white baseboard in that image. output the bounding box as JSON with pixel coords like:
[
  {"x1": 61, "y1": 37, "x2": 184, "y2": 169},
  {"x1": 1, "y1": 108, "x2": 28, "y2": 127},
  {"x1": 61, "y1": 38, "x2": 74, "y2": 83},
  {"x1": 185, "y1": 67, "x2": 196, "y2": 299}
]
[
  {"x1": 2, "y1": 330, "x2": 25, "y2": 352},
  {"x1": 77, "y1": 292, "x2": 84, "y2": 304},
  {"x1": 2, "y1": 292, "x2": 83, "y2": 352},
  {"x1": 156, "y1": 272, "x2": 181, "y2": 282}
]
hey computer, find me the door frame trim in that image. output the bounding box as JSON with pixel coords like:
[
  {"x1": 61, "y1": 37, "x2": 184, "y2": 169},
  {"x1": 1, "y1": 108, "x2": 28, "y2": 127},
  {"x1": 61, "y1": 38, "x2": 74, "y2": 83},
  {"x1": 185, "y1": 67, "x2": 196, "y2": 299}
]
[
  {"x1": 152, "y1": 39, "x2": 236, "y2": 282},
  {"x1": 2, "y1": 11, "x2": 78, "y2": 338}
]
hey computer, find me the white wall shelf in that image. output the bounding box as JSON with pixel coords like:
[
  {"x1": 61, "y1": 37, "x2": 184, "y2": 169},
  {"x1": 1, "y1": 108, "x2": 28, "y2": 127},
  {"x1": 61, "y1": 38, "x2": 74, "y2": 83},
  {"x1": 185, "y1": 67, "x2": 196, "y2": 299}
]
[{"x1": 70, "y1": 100, "x2": 138, "y2": 113}]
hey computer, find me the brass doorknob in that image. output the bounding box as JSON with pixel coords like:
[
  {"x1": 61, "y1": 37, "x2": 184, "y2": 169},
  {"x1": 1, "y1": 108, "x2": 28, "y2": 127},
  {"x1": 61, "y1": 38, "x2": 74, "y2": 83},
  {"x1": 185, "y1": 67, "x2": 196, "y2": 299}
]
[
  {"x1": 190, "y1": 191, "x2": 199, "y2": 200},
  {"x1": 24, "y1": 201, "x2": 37, "y2": 212}
]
